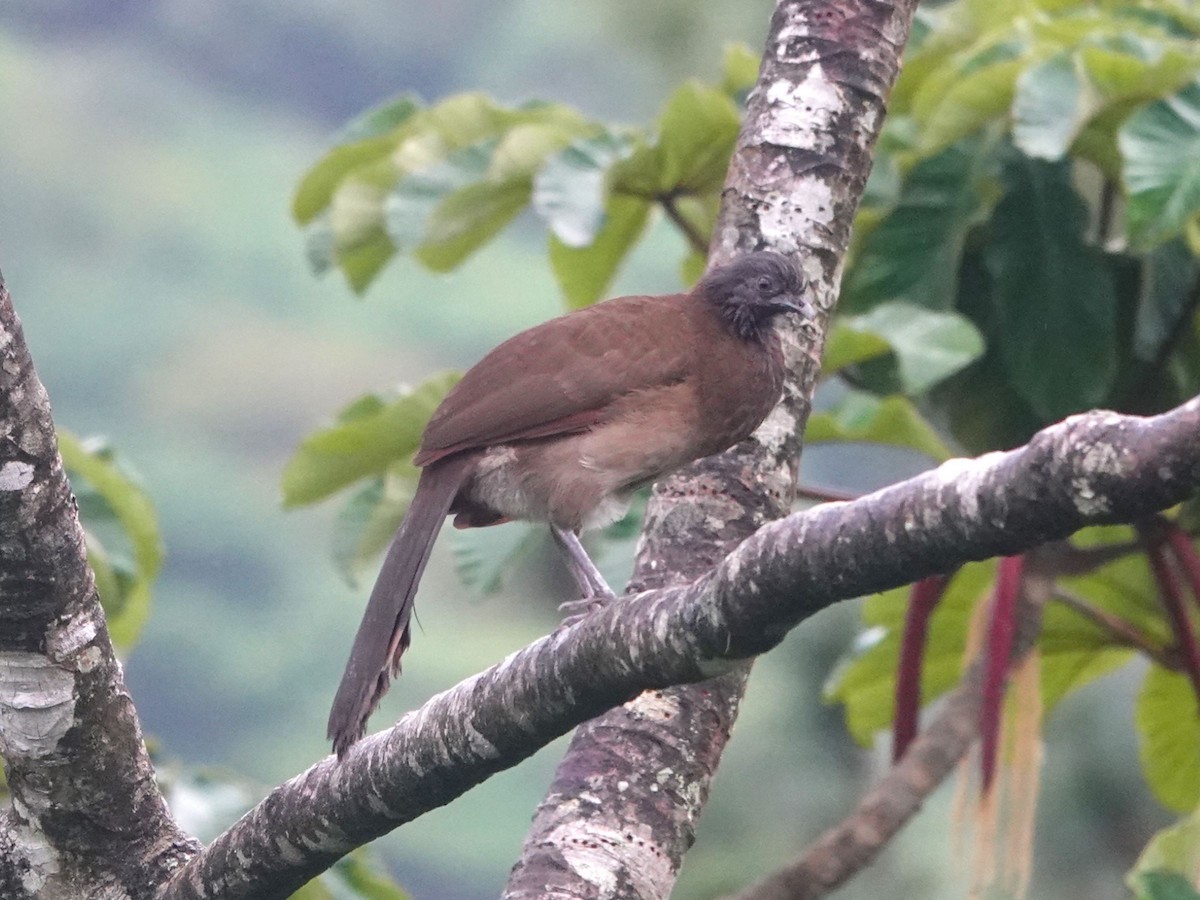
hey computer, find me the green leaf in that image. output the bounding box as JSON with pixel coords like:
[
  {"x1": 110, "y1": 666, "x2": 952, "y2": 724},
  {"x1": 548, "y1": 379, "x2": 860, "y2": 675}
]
[
  {"x1": 1122, "y1": 80, "x2": 1200, "y2": 249},
  {"x1": 549, "y1": 194, "x2": 652, "y2": 308},
  {"x1": 331, "y1": 464, "x2": 418, "y2": 585},
  {"x1": 281, "y1": 372, "x2": 461, "y2": 507},
  {"x1": 985, "y1": 153, "x2": 1118, "y2": 422},
  {"x1": 1012, "y1": 52, "x2": 1092, "y2": 161},
  {"x1": 821, "y1": 320, "x2": 892, "y2": 376},
  {"x1": 655, "y1": 81, "x2": 741, "y2": 194},
  {"x1": 328, "y1": 179, "x2": 395, "y2": 294},
  {"x1": 533, "y1": 132, "x2": 635, "y2": 246},
  {"x1": 825, "y1": 562, "x2": 996, "y2": 745},
  {"x1": 916, "y1": 58, "x2": 1024, "y2": 155},
  {"x1": 416, "y1": 179, "x2": 530, "y2": 272},
  {"x1": 1132, "y1": 871, "x2": 1200, "y2": 900},
  {"x1": 335, "y1": 94, "x2": 423, "y2": 145},
  {"x1": 805, "y1": 390, "x2": 953, "y2": 461},
  {"x1": 845, "y1": 303, "x2": 985, "y2": 395},
  {"x1": 294, "y1": 134, "x2": 407, "y2": 226},
  {"x1": 1130, "y1": 808, "x2": 1200, "y2": 900},
  {"x1": 450, "y1": 521, "x2": 541, "y2": 595},
  {"x1": 721, "y1": 43, "x2": 760, "y2": 98},
  {"x1": 1135, "y1": 240, "x2": 1200, "y2": 362},
  {"x1": 1138, "y1": 665, "x2": 1200, "y2": 813},
  {"x1": 59, "y1": 431, "x2": 163, "y2": 650},
  {"x1": 842, "y1": 139, "x2": 1000, "y2": 313},
  {"x1": 385, "y1": 141, "x2": 495, "y2": 251}
]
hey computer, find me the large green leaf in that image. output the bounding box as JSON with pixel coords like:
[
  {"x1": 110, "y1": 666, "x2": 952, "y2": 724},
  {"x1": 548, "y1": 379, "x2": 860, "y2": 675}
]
[
  {"x1": 805, "y1": 390, "x2": 953, "y2": 461},
  {"x1": 842, "y1": 138, "x2": 999, "y2": 313},
  {"x1": 58, "y1": 431, "x2": 164, "y2": 650},
  {"x1": 416, "y1": 179, "x2": 531, "y2": 272},
  {"x1": 533, "y1": 132, "x2": 635, "y2": 246},
  {"x1": 917, "y1": 57, "x2": 1025, "y2": 155},
  {"x1": 844, "y1": 302, "x2": 985, "y2": 395},
  {"x1": 1129, "y1": 807, "x2": 1200, "y2": 900},
  {"x1": 1122, "y1": 80, "x2": 1200, "y2": 249},
  {"x1": 654, "y1": 81, "x2": 741, "y2": 194},
  {"x1": 1137, "y1": 665, "x2": 1200, "y2": 813},
  {"x1": 1135, "y1": 239, "x2": 1200, "y2": 363},
  {"x1": 1012, "y1": 51, "x2": 1092, "y2": 160},
  {"x1": 281, "y1": 372, "x2": 461, "y2": 507},
  {"x1": 821, "y1": 321, "x2": 892, "y2": 376},
  {"x1": 720, "y1": 42, "x2": 760, "y2": 99},
  {"x1": 548, "y1": 194, "x2": 652, "y2": 308},
  {"x1": 385, "y1": 142, "x2": 495, "y2": 251},
  {"x1": 1131, "y1": 871, "x2": 1200, "y2": 900},
  {"x1": 825, "y1": 561, "x2": 996, "y2": 745},
  {"x1": 985, "y1": 153, "x2": 1119, "y2": 422},
  {"x1": 293, "y1": 94, "x2": 422, "y2": 226}
]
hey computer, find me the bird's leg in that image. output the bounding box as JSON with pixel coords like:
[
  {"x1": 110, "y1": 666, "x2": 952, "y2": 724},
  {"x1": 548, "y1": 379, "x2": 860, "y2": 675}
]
[{"x1": 550, "y1": 526, "x2": 616, "y2": 622}]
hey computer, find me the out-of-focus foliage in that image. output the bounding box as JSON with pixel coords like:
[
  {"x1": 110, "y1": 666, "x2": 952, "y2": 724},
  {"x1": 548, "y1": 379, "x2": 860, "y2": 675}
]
[
  {"x1": 1128, "y1": 805, "x2": 1200, "y2": 900},
  {"x1": 59, "y1": 430, "x2": 164, "y2": 650}
]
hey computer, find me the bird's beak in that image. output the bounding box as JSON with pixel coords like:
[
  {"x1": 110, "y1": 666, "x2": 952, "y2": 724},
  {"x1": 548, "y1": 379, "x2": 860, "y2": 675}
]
[{"x1": 774, "y1": 295, "x2": 815, "y2": 319}]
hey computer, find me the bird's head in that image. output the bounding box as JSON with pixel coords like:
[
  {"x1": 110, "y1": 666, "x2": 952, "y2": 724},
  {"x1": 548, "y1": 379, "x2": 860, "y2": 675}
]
[{"x1": 699, "y1": 251, "x2": 813, "y2": 342}]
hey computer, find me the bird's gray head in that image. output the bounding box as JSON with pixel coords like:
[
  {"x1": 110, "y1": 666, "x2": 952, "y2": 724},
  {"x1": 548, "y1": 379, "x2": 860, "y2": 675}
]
[{"x1": 699, "y1": 251, "x2": 812, "y2": 342}]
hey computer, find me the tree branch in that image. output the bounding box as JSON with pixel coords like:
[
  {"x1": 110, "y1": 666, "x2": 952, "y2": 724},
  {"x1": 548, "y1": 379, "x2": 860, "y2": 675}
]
[
  {"x1": 162, "y1": 397, "x2": 1200, "y2": 900},
  {"x1": 503, "y1": 1, "x2": 921, "y2": 895},
  {"x1": 658, "y1": 192, "x2": 709, "y2": 256},
  {"x1": 0, "y1": 279, "x2": 198, "y2": 898}
]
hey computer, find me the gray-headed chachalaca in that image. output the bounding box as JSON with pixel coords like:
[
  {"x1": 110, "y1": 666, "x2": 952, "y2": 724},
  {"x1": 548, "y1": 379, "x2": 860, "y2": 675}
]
[{"x1": 328, "y1": 251, "x2": 811, "y2": 757}]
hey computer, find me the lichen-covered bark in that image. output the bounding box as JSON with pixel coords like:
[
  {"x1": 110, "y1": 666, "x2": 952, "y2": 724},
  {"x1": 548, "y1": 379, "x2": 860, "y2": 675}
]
[
  {"x1": 503, "y1": 0, "x2": 919, "y2": 896},
  {"x1": 0, "y1": 280, "x2": 197, "y2": 899},
  {"x1": 160, "y1": 398, "x2": 1200, "y2": 900}
]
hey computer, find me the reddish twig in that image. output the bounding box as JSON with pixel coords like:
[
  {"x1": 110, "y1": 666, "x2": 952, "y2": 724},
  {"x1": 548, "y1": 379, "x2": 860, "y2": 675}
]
[
  {"x1": 1163, "y1": 523, "x2": 1200, "y2": 613},
  {"x1": 1050, "y1": 587, "x2": 1178, "y2": 670},
  {"x1": 1144, "y1": 534, "x2": 1200, "y2": 702},
  {"x1": 893, "y1": 574, "x2": 951, "y2": 761},
  {"x1": 796, "y1": 483, "x2": 861, "y2": 503},
  {"x1": 980, "y1": 555, "x2": 1025, "y2": 792}
]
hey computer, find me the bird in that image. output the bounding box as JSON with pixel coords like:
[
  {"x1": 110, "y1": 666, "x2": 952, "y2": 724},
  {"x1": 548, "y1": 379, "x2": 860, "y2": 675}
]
[{"x1": 327, "y1": 251, "x2": 812, "y2": 758}]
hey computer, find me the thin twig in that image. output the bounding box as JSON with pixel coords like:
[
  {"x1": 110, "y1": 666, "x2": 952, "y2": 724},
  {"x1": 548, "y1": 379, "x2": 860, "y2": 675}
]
[
  {"x1": 1050, "y1": 587, "x2": 1178, "y2": 670},
  {"x1": 797, "y1": 483, "x2": 861, "y2": 503},
  {"x1": 658, "y1": 192, "x2": 709, "y2": 256}
]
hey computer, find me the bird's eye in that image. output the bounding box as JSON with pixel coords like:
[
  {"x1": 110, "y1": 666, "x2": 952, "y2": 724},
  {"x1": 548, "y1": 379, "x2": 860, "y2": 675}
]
[{"x1": 756, "y1": 276, "x2": 773, "y2": 292}]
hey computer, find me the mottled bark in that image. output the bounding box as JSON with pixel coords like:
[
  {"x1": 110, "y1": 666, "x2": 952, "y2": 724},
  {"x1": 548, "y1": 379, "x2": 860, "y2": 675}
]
[
  {"x1": 0, "y1": 280, "x2": 198, "y2": 899},
  {"x1": 161, "y1": 398, "x2": 1200, "y2": 900},
  {"x1": 503, "y1": 1, "x2": 920, "y2": 896}
]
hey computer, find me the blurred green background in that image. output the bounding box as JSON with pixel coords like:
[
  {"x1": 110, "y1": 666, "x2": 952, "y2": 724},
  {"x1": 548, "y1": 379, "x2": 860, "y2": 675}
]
[{"x1": 0, "y1": 3, "x2": 1167, "y2": 898}]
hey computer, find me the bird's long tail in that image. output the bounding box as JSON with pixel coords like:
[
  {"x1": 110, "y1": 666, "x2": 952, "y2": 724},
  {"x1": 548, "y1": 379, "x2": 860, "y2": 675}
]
[{"x1": 327, "y1": 455, "x2": 472, "y2": 758}]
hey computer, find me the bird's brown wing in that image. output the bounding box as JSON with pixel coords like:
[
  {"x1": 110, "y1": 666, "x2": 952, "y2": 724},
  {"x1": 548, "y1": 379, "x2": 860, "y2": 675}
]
[{"x1": 414, "y1": 293, "x2": 694, "y2": 465}]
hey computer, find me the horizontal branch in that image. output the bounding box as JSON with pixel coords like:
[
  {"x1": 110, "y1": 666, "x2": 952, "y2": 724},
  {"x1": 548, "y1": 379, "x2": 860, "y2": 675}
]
[{"x1": 164, "y1": 399, "x2": 1200, "y2": 900}]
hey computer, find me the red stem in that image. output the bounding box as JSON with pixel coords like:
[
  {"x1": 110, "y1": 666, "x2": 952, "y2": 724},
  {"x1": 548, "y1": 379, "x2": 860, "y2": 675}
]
[
  {"x1": 796, "y1": 484, "x2": 861, "y2": 503},
  {"x1": 980, "y1": 555, "x2": 1025, "y2": 793},
  {"x1": 892, "y1": 575, "x2": 950, "y2": 761},
  {"x1": 1164, "y1": 525, "x2": 1200, "y2": 613},
  {"x1": 1146, "y1": 539, "x2": 1200, "y2": 702}
]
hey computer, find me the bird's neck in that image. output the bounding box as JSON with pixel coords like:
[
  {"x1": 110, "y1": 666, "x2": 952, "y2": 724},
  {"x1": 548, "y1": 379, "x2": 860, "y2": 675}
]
[{"x1": 708, "y1": 297, "x2": 774, "y2": 344}]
